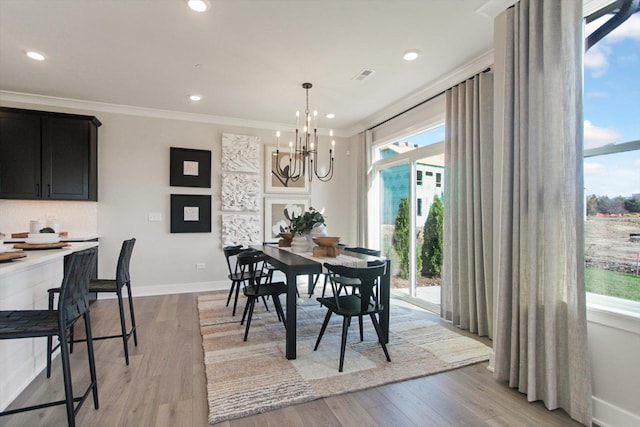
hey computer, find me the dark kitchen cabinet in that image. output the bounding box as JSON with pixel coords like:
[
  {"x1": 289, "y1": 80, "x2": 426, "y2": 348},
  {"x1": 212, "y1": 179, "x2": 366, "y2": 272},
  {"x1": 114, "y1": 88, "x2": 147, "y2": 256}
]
[{"x1": 0, "y1": 107, "x2": 101, "y2": 201}]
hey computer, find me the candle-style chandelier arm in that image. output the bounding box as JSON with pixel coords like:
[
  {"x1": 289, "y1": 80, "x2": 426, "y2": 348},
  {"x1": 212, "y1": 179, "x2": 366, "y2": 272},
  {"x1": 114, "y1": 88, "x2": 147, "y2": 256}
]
[{"x1": 274, "y1": 82, "x2": 335, "y2": 183}]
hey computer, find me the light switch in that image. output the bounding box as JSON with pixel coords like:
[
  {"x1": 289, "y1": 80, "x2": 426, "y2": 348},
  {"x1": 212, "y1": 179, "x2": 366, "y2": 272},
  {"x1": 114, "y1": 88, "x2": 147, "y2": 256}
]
[{"x1": 148, "y1": 212, "x2": 162, "y2": 222}]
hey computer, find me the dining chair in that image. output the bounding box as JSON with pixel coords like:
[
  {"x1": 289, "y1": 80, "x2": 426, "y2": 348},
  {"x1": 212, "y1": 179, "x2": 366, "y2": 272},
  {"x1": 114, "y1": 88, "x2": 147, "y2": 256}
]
[
  {"x1": 237, "y1": 250, "x2": 287, "y2": 342},
  {"x1": 0, "y1": 248, "x2": 99, "y2": 427},
  {"x1": 314, "y1": 260, "x2": 390, "y2": 372},
  {"x1": 308, "y1": 246, "x2": 382, "y2": 300},
  {"x1": 47, "y1": 238, "x2": 137, "y2": 374},
  {"x1": 224, "y1": 245, "x2": 271, "y2": 316}
]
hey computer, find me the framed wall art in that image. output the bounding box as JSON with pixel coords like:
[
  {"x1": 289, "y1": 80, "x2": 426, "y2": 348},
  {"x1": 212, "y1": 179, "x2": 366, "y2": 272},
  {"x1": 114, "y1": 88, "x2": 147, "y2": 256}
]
[
  {"x1": 221, "y1": 133, "x2": 260, "y2": 172},
  {"x1": 264, "y1": 146, "x2": 310, "y2": 193},
  {"x1": 170, "y1": 147, "x2": 211, "y2": 188},
  {"x1": 264, "y1": 197, "x2": 309, "y2": 240},
  {"x1": 170, "y1": 194, "x2": 211, "y2": 233},
  {"x1": 221, "y1": 214, "x2": 261, "y2": 246}
]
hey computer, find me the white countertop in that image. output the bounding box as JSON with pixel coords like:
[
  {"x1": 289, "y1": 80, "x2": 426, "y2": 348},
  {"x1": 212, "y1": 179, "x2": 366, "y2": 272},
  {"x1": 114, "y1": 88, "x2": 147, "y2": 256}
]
[
  {"x1": 0, "y1": 241, "x2": 99, "y2": 278},
  {"x1": 3, "y1": 234, "x2": 100, "y2": 243}
]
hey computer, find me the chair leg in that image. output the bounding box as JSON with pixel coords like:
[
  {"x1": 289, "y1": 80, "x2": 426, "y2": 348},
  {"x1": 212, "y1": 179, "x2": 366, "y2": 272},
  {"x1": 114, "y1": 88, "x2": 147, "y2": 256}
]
[
  {"x1": 225, "y1": 281, "x2": 235, "y2": 306},
  {"x1": 116, "y1": 287, "x2": 130, "y2": 365},
  {"x1": 240, "y1": 297, "x2": 250, "y2": 325},
  {"x1": 125, "y1": 282, "x2": 138, "y2": 346},
  {"x1": 83, "y1": 312, "x2": 99, "y2": 409},
  {"x1": 272, "y1": 295, "x2": 286, "y2": 327},
  {"x1": 314, "y1": 310, "x2": 333, "y2": 351},
  {"x1": 261, "y1": 296, "x2": 270, "y2": 312},
  {"x1": 369, "y1": 313, "x2": 391, "y2": 362},
  {"x1": 243, "y1": 297, "x2": 256, "y2": 342},
  {"x1": 232, "y1": 282, "x2": 241, "y2": 316},
  {"x1": 59, "y1": 330, "x2": 76, "y2": 427},
  {"x1": 308, "y1": 273, "x2": 321, "y2": 297},
  {"x1": 339, "y1": 316, "x2": 350, "y2": 372},
  {"x1": 46, "y1": 290, "x2": 55, "y2": 378},
  {"x1": 359, "y1": 315, "x2": 364, "y2": 341}
]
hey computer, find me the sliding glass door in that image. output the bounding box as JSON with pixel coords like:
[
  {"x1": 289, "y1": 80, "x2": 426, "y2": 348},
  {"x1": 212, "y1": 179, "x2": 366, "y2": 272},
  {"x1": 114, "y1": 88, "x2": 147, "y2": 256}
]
[{"x1": 373, "y1": 126, "x2": 445, "y2": 309}]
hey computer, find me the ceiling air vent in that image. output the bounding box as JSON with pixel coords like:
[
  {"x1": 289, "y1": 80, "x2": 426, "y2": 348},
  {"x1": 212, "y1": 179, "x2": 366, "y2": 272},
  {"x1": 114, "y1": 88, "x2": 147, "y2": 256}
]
[{"x1": 352, "y1": 68, "x2": 376, "y2": 81}]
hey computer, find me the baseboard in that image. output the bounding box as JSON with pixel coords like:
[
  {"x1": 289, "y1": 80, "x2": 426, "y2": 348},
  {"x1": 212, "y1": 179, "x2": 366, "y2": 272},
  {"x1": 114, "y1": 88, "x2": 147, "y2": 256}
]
[
  {"x1": 96, "y1": 280, "x2": 229, "y2": 300},
  {"x1": 592, "y1": 396, "x2": 640, "y2": 427}
]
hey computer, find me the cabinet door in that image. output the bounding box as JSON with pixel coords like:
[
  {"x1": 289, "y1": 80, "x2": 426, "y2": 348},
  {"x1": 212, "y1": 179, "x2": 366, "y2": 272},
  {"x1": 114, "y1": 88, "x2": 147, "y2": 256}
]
[
  {"x1": 42, "y1": 116, "x2": 91, "y2": 200},
  {"x1": 0, "y1": 111, "x2": 42, "y2": 198}
]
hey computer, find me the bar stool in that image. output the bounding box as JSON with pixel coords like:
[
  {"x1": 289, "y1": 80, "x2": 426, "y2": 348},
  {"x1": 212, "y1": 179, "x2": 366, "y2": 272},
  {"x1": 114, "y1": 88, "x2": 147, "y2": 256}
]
[
  {"x1": 0, "y1": 248, "x2": 99, "y2": 427},
  {"x1": 47, "y1": 238, "x2": 137, "y2": 374}
]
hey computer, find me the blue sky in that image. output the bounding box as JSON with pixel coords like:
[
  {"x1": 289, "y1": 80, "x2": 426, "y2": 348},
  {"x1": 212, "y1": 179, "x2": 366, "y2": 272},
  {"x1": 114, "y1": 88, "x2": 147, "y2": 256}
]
[{"x1": 584, "y1": 13, "x2": 640, "y2": 197}]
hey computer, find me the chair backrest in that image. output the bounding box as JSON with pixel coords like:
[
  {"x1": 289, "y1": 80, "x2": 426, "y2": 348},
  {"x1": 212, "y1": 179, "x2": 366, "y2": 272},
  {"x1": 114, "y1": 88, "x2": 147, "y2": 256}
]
[
  {"x1": 237, "y1": 249, "x2": 269, "y2": 286},
  {"x1": 324, "y1": 261, "x2": 386, "y2": 311},
  {"x1": 223, "y1": 245, "x2": 244, "y2": 275},
  {"x1": 344, "y1": 247, "x2": 381, "y2": 257},
  {"x1": 58, "y1": 247, "x2": 98, "y2": 326},
  {"x1": 115, "y1": 238, "x2": 136, "y2": 287}
]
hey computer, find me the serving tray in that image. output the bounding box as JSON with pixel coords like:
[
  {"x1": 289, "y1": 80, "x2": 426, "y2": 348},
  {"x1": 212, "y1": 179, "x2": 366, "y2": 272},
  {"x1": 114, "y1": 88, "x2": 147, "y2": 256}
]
[
  {"x1": 13, "y1": 242, "x2": 70, "y2": 250},
  {"x1": 0, "y1": 251, "x2": 27, "y2": 263}
]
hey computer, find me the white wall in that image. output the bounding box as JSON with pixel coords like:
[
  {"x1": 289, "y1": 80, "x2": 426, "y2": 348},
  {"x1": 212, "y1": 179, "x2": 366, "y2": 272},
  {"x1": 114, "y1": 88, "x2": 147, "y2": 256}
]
[{"x1": 0, "y1": 100, "x2": 357, "y2": 295}]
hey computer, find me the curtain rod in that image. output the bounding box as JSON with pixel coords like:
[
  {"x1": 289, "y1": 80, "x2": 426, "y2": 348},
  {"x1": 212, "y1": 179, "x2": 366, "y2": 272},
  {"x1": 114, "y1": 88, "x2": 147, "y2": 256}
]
[{"x1": 367, "y1": 67, "x2": 491, "y2": 131}]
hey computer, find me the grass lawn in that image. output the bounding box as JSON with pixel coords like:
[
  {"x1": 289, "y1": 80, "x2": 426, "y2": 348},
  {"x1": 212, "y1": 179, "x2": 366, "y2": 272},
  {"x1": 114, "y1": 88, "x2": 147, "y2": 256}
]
[{"x1": 586, "y1": 268, "x2": 640, "y2": 302}]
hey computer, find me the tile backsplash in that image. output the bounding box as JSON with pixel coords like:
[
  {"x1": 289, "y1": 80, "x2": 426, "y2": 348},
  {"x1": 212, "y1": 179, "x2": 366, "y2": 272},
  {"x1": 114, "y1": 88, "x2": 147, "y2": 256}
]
[{"x1": 0, "y1": 200, "x2": 97, "y2": 237}]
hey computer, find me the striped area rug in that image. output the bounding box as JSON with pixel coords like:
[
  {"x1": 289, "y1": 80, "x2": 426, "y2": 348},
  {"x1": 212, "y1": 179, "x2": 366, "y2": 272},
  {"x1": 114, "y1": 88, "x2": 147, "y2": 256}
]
[{"x1": 198, "y1": 292, "x2": 491, "y2": 424}]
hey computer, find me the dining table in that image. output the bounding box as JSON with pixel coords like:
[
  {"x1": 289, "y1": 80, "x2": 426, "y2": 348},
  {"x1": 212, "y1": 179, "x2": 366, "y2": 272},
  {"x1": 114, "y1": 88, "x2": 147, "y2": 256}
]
[{"x1": 256, "y1": 244, "x2": 391, "y2": 360}]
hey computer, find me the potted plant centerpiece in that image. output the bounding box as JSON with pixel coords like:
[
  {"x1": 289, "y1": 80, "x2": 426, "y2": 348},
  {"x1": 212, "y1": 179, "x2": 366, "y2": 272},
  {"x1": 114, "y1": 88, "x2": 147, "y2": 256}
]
[{"x1": 288, "y1": 207, "x2": 325, "y2": 252}]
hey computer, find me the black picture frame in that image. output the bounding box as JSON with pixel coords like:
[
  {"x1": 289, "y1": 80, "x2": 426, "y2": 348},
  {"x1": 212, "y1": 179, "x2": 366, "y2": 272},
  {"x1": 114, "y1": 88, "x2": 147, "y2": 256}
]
[
  {"x1": 170, "y1": 194, "x2": 212, "y2": 233},
  {"x1": 170, "y1": 147, "x2": 211, "y2": 188}
]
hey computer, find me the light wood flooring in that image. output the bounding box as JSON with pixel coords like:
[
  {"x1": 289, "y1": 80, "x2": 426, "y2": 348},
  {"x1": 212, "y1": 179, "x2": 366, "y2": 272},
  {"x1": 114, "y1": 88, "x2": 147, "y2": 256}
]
[{"x1": 0, "y1": 291, "x2": 584, "y2": 427}]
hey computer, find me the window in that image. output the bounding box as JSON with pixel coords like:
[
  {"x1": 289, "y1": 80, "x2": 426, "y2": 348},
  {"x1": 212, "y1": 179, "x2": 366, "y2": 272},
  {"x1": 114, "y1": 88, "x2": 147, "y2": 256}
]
[
  {"x1": 417, "y1": 198, "x2": 423, "y2": 216},
  {"x1": 435, "y1": 173, "x2": 442, "y2": 188},
  {"x1": 417, "y1": 170, "x2": 423, "y2": 186},
  {"x1": 584, "y1": 10, "x2": 640, "y2": 307}
]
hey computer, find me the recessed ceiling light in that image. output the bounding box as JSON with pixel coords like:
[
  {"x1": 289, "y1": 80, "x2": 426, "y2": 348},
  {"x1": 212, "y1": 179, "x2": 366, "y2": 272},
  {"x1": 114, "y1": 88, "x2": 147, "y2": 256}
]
[
  {"x1": 325, "y1": 113, "x2": 335, "y2": 119},
  {"x1": 403, "y1": 49, "x2": 420, "y2": 61},
  {"x1": 26, "y1": 51, "x2": 46, "y2": 61},
  {"x1": 187, "y1": 0, "x2": 210, "y2": 12},
  {"x1": 189, "y1": 94, "x2": 202, "y2": 101}
]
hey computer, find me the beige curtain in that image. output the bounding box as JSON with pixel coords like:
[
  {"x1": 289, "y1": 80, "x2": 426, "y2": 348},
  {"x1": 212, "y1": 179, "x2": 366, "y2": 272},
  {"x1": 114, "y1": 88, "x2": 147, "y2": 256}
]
[
  {"x1": 492, "y1": 0, "x2": 592, "y2": 425},
  {"x1": 442, "y1": 72, "x2": 494, "y2": 338},
  {"x1": 356, "y1": 130, "x2": 373, "y2": 247}
]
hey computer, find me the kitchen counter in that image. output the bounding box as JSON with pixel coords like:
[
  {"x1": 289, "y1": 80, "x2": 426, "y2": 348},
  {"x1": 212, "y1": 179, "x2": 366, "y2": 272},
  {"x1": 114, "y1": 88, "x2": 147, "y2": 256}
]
[
  {"x1": 0, "y1": 240, "x2": 99, "y2": 411},
  {"x1": 0, "y1": 241, "x2": 99, "y2": 278},
  {"x1": 4, "y1": 234, "x2": 100, "y2": 243}
]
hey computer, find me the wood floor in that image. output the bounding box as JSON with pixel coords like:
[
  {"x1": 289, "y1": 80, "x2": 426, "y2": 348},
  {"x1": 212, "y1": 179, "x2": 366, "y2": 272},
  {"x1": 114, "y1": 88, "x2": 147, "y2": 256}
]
[{"x1": 0, "y1": 291, "x2": 584, "y2": 427}]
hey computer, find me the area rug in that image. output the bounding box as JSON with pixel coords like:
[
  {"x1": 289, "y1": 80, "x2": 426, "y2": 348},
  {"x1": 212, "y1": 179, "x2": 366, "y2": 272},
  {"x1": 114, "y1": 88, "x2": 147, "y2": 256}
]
[{"x1": 198, "y1": 292, "x2": 491, "y2": 425}]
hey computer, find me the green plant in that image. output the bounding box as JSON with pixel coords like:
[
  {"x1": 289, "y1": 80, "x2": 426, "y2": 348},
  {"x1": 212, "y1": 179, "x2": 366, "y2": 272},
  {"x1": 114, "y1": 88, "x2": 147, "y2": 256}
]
[
  {"x1": 289, "y1": 207, "x2": 325, "y2": 235},
  {"x1": 392, "y1": 198, "x2": 415, "y2": 279},
  {"x1": 421, "y1": 195, "x2": 443, "y2": 278}
]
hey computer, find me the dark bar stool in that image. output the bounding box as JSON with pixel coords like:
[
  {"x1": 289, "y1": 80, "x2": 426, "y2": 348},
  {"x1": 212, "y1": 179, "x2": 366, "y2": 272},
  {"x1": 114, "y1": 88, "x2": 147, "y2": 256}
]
[
  {"x1": 0, "y1": 248, "x2": 99, "y2": 427},
  {"x1": 47, "y1": 238, "x2": 137, "y2": 374}
]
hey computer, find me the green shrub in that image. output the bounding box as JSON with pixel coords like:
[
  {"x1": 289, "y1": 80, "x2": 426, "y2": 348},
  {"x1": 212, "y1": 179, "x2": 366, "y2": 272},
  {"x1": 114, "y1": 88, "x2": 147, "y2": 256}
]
[{"x1": 421, "y1": 195, "x2": 443, "y2": 278}]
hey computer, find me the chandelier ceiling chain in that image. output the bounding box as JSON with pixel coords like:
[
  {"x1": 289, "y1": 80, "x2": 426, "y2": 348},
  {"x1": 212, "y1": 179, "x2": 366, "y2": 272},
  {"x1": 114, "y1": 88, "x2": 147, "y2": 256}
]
[{"x1": 275, "y1": 83, "x2": 335, "y2": 183}]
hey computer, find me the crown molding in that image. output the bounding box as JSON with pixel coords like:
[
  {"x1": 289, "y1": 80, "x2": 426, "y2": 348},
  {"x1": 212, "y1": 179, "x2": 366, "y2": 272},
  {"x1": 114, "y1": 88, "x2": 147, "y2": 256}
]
[
  {"x1": 0, "y1": 90, "x2": 350, "y2": 138},
  {"x1": 353, "y1": 50, "x2": 494, "y2": 134}
]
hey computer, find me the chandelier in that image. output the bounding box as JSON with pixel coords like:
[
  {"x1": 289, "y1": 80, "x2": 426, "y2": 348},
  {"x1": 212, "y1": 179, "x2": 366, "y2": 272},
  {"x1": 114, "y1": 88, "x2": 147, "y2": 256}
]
[{"x1": 275, "y1": 83, "x2": 335, "y2": 182}]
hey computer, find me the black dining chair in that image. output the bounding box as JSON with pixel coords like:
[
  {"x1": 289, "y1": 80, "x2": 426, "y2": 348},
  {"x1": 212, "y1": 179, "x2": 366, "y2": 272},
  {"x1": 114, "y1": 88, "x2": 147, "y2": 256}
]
[
  {"x1": 314, "y1": 260, "x2": 390, "y2": 372},
  {"x1": 238, "y1": 250, "x2": 288, "y2": 342},
  {"x1": 224, "y1": 245, "x2": 271, "y2": 316},
  {"x1": 308, "y1": 246, "x2": 382, "y2": 300},
  {"x1": 47, "y1": 238, "x2": 137, "y2": 373},
  {"x1": 0, "y1": 248, "x2": 99, "y2": 427}
]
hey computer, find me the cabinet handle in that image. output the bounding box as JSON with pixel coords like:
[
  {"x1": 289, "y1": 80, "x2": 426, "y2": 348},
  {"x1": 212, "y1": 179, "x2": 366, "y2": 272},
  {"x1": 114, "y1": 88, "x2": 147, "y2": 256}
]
[{"x1": 47, "y1": 184, "x2": 51, "y2": 197}]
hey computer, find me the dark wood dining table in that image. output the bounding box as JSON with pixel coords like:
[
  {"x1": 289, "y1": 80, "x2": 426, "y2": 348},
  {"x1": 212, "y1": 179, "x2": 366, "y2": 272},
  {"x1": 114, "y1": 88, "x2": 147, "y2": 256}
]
[{"x1": 256, "y1": 244, "x2": 391, "y2": 360}]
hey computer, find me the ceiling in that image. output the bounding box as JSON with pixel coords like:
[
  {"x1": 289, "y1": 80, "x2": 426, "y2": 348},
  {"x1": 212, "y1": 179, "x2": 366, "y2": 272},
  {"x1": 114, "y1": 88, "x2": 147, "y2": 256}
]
[{"x1": 0, "y1": 0, "x2": 500, "y2": 135}]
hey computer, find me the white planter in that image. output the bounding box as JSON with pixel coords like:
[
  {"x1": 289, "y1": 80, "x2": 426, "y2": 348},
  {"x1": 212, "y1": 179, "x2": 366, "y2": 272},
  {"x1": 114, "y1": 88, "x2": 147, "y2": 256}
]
[{"x1": 290, "y1": 235, "x2": 308, "y2": 253}]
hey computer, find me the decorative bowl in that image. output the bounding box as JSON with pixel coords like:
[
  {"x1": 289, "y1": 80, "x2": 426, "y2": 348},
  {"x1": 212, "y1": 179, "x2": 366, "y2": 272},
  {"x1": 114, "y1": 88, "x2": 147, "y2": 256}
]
[{"x1": 312, "y1": 236, "x2": 340, "y2": 247}]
